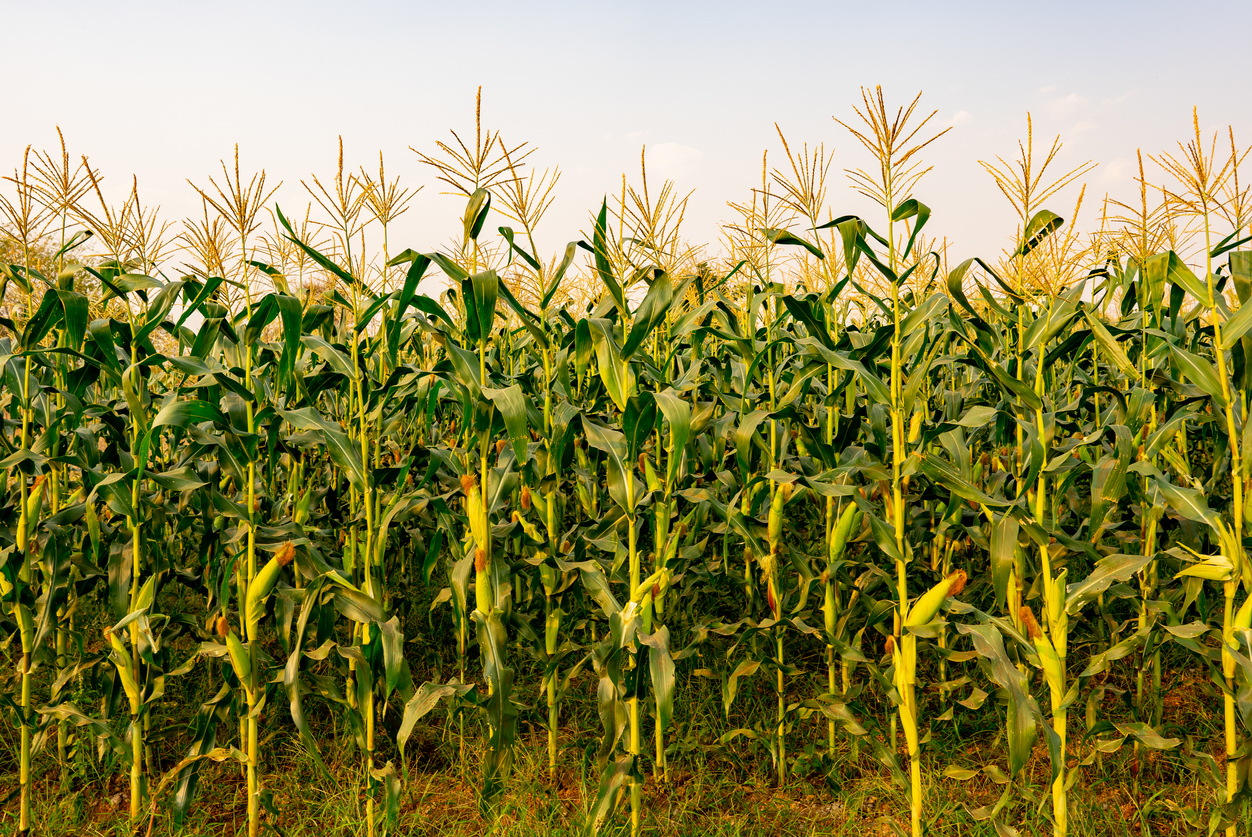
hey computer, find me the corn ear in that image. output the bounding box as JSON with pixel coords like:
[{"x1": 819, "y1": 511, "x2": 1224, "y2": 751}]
[
  {"x1": 1175, "y1": 553, "x2": 1234, "y2": 582},
  {"x1": 766, "y1": 576, "x2": 780, "y2": 619},
  {"x1": 830, "y1": 503, "x2": 861, "y2": 561},
  {"x1": 86, "y1": 500, "x2": 100, "y2": 552},
  {"x1": 15, "y1": 603, "x2": 34, "y2": 655},
  {"x1": 105, "y1": 628, "x2": 141, "y2": 709},
  {"x1": 1022, "y1": 607, "x2": 1064, "y2": 695},
  {"x1": 1046, "y1": 569, "x2": 1068, "y2": 629},
  {"x1": 463, "y1": 474, "x2": 487, "y2": 547},
  {"x1": 16, "y1": 477, "x2": 46, "y2": 553},
  {"x1": 545, "y1": 606, "x2": 561, "y2": 655},
  {"x1": 225, "y1": 630, "x2": 251, "y2": 685},
  {"x1": 474, "y1": 547, "x2": 491, "y2": 613},
  {"x1": 294, "y1": 487, "x2": 314, "y2": 525},
  {"x1": 632, "y1": 568, "x2": 670, "y2": 604},
  {"x1": 514, "y1": 511, "x2": 544, "y2": 542},
  {"x1": 245, "y1": 542, "x2": 294, "y2": 640},
  {"x1": 823, "y1": 581, "x2": 837, "y2": 641},
  {"x1": 767, "y1": 487, "x2": 785, "y2": 551},
  {"x1": 904, "y1": 570, "x2": 967, "y2": 628}
]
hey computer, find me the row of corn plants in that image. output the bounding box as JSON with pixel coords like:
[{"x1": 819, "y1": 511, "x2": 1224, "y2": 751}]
[{"x1": 3, "y1": 99, "x2": 1252, "y2": 837}]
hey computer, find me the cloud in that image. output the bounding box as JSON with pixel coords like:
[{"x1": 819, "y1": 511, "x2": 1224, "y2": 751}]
[
  {"x1": 951, "y1": 110, "x2": 971, "y2": 125},
  {"x1": 1101, "y1": 89, "x2": 1138, "y2": 106},
  {"x1": 644, "y1": 142, "x2": 703, "y2": 180},
  {"x1": 1045, "y1": 93, "x2": 1089, "y2": 118}
]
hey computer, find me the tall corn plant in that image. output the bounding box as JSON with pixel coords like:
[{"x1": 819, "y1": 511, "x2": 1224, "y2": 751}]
[{"x1": 5, "y1": 102, "x2": 1252, "y2": 837}]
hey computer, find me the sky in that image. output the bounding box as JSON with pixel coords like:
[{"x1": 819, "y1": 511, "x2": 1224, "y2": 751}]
[{"x1": 3, "y1": 0, "x2": 1251, "y2": 274}]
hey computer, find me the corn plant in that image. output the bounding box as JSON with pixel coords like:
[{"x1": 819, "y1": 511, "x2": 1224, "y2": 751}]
[{"x1": 4, "y1": 98, "x2": 1252, "y2": 837}]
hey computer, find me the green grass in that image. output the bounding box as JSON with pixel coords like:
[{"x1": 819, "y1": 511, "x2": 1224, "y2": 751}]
[{"x1": 1, "y1": 608, "x2": 1237, "y2": 836}]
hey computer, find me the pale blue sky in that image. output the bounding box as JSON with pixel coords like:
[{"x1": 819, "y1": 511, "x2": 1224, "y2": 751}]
[{"x1": 4, "y1": 0, "x2": 1250, "y2": 268}]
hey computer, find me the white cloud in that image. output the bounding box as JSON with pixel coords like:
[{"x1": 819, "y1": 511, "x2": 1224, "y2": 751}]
[
  {"x1": 951, "y1": 110, "x2": 971, "y2": 125},
  {"x1": 644, "y1": 142, "x2": 703, "y2": 180},
  {"x1": 1101, "y1": 89, "x2": 1137, "y2": 106},
  {"x1": 1045, "y1": 93, "x2": 1090, "y2": 118}
]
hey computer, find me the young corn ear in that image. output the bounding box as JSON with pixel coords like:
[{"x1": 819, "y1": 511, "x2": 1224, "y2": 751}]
[
  {"x1": 463, "y1": 474, "x2": 487, "y2": 547},
  {"x1": 904, "y1": 570, "x2": 967, "y2": 628},
  {"x1": 632, "y1": 568, "x2": 671, "y2": 604},
  {"x1": 294, "y1": 487, "x2": 314, "y2": 525},
  {"x1": 16, "y1": 476, "x2": 46, "y2": 553},
  {"x1": 245, "y1": 541, "x2": 295, "y2": 641},
  {"x1": 544, "y1": 606, "x2": 561, "y2": 656},
  {"x1": 105, "y1": 627, "x2": 141, "y2": 710},
  {"x1": 822, "y1": 571, "x2": 837, "y2": 640},
  {"x1": 1022, "y1": 607, "x2": 1064, "y2": 697},
  {"x1": 1236, "y1": 595, "x2": 1252, "y2": 631},
  {"x1": 474, "y1": 548, "x2": 490, "y2": 613},
  {"x1": 907, "y1": 411, "x2": 923, "y2": 444},
  {"x1": 225, "y1": 630, "x2": 251, "y2": 684},
  {"x1": 86, "y1": 499, "x2": 100, "y2": 552},
  {"x1": 831, "y1": 503, "x2": 861, "y2": 562},
  {"x1": 768, "y1": 486, "x2": 786, "y2": 552}
]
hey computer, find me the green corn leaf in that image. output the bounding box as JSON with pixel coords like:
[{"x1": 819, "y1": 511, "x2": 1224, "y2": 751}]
[
  {"x1": 622, "y1": 271, "x2": 673, "y2": 359},
  {"x1": 761, "y1": 227, "x2": 825, "y2": 260},
  {"x1": 1167, "y1": 343, "x2": 1227, "y2": 406},
  {"x1": 153, "y1": 398, "x2": 229, "y2": 429},
  {"x1": 464, "y1": 187, "x2": 491, "y2": 242},
  {"x1": 1065, "y1": 553, "x2": 1152, "y2": 615},
  {"x1": 584, "y1": 419, "x2": 636, "y2": 514},
  {"x1": 654, "y1": 388, "x2": 692, "y2": 489},
  {"x1": 589, "y1": 318, "x2": 635, "y2": 411},
  {"x1": 399, "y1": 681, "x2": 473, "y2": 756},
  {"x1": 1083, "y1": 307, "x2": 1139, "y2": 381},
  {"x1": 497, "y1": 225, "x2": 542, "y2": 272},
  {"x1": 279, "y1": 406, "x2": 367, "y2": 491},
  {"x1": 467, "y1": 269, "x2": 499, "y2": 347},
  {"x1": 541, "y1": 241, "x2": 580, "y2": 310},
  {"x1": 918, "y1": 454, "x2": 1015, "y2": 509},
  {"x1": 1017, "y1": 209, "x2": 1063, "y2": 257},
  {"x1": 641, "y1": 627, "x2": 675, "y2": 733},
  {"x1": 485, "y1": 385, "x2": 531, "y2": 463},
  {"x1": 1152, "y1": 477, "x2": 1218, "y2": 527},
  {"x1": 957, "y1": 622, "x2": 1041, "y2": 778},
  {"x1": 300, "y1": 334, "x2": 355, "y2": 378},
  {"x1": 585, "y1": 755, "x2": 637, "y2": 836},
  {"x1": 277, "y1": 204, "x2": 362, "y2": 291},
  {"x1": 1145, "y1": 250, "x2": 1210, "y2": 304},
  {"x1": 583, "y1": 199, "x2": 628, "y2": 315}
]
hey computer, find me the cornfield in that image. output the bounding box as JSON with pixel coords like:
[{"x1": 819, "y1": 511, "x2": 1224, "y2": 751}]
[{"x1": 4, "y1": 89, "x2": 1252, "y2": 836}]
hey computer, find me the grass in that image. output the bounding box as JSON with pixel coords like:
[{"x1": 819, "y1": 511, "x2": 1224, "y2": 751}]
[
  {"x1": 8, "y1": 708, "x2": 1231, "y2": 836},
  {"x1": 1, "y1": 593, "x2": 1241, "y2": 836}
]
